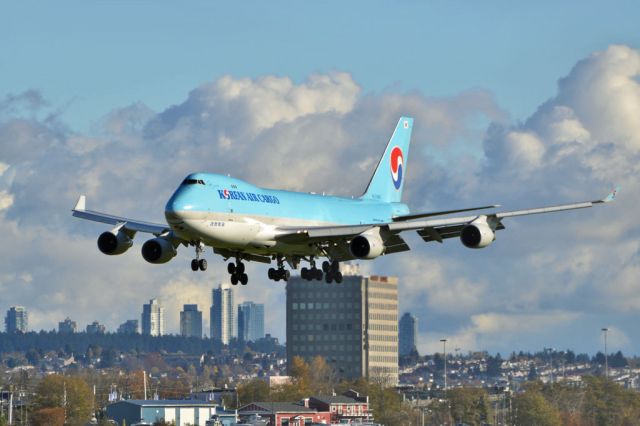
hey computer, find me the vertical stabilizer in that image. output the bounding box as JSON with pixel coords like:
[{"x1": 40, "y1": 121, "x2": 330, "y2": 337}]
[{"x1": 361, "y1": 116, "x2": 413, "y2": 203}]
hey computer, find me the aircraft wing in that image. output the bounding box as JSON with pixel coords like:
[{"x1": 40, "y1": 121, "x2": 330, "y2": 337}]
[
  {"x1": 274, "y1": 188, "x2": 617, "y2": 246},
  {"x1": 71, "y1": 195, "x2": 169, "y2": 235}
]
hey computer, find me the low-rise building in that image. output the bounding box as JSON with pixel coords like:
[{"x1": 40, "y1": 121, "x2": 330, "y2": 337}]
[
  {"x1": 106, "y1": 399, "x2": 234, "y2": 426},
  {"x1": 238, "y1": 401, "x2": 331, "y2": 426},
  {"x1": 308, "y1": 390, "x2": 372, "y2": 424}
]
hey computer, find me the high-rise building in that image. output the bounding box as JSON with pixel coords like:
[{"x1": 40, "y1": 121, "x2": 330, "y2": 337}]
[
  {"x1": 141, "y1": 298, "x2": 165, "y2": 336},
  {"x1": 286, "y1": 265, "x2": 399, "y2": 384},
  {"x1": 117, "y1": 319, "x2": 139, "y2": 334},
  {"x1": 238, "y1": 301, "x2": 265, "y2": 342},
  {"x1": 86, "y1": 321, "x2": 106, "y2": 334},
  {"x1": 5, "y1": 306, "x2": 28, "y2": 333},
  {"x1": 180, "y1": 304, "x2": 203, "y2": 338},
  {"x1": 399, "y1": 312, "x2": 418, "y2": 356},
  {"x1": 210, "y1": 285, "x2": 235, "y2": 344},
  {"x1": 58, "y1": 317, "x2": 77, "y2": 334}
]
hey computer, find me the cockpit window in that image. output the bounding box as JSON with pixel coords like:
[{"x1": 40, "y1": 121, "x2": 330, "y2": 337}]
[{"x1": 182, "y1": 178, "x2": 205, "y2": 185}]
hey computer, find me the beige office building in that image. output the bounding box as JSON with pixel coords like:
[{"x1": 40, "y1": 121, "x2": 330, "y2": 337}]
[{"x1": 286, "y1": 265, "x2": 398, "y2": 384}]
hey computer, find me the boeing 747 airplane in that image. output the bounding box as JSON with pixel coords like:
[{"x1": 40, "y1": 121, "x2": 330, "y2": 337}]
[{"x1": 72, "y1": 117, "x2": 617, "y2": 285}]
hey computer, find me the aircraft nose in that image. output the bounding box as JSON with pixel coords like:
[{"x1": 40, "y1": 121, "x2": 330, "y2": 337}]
[{"x1": 165, "y1": 191, "x2": 192, "y2": 220}]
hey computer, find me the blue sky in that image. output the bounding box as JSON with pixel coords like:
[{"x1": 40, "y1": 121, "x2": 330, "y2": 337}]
[
  {"x1": 1, "y1": 2, "x2": 640, "y2": 356},
  {"x1": 3, "y1": 1, "x2": 638, "y2": 130}
]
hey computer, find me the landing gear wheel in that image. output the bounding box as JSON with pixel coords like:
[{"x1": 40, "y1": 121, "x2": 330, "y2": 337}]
[
  {"x1": 283, "y1": 270, "x2": 291, "y2": 281},
  {"x1": 236, "y1": 262, "x2": 245, "y2": 274},
  {"x1": 331, "y1": 261, "x2": 340, "y2": 273},
  {"x1": 334, "y1": 271, "x2": 343, "y2": 283},
  {"x1": 240, "y1": 273, "x2": 248, "y2": 285},
  {"x1": 191, "y1": 259, "x2": 199, "y2": 271},
  {"x1": 228, "y1": 263, "x2": 236, "y2": 274},
  {"x1": 322, "y1": 261, "x2": 331, "y2": 273},
  {"x1": 325, "y1": 273, "x2": 333, "y2": 284},
  {"x1": 231, "y1": 274, "x2": 239, "y2": 285},
  {"x1": 315, "y1": 269, "x2": 323, "y2": 281},
  {"x1": 198, "y1": 259, "x2": 208, "y2": 271},
  {"x1": 268, "y1": 268, "x2": 276, "y2": 280},
  {"x1": 301, "y1": 267, "x2": 309, "y2": 280}
]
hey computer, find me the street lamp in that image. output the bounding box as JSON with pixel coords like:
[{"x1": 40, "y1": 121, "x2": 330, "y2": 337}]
[
  {"x1": 601, "y1": 328, "x2": 609, "y2": 379},
  {"x1": 440, "y1": 339, "x2": 448, "y2": 392}
]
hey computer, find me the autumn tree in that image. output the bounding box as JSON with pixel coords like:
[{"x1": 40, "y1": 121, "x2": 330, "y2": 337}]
[
  {"x1": 447, "y1": 387, "x2": 492, "y2": 426},
  {"x1": 33, "y1": 375, "x2": 93, "y2": 425},
  {"x1": 31, "y1": 407, "x2": 65, "y2": 426},
  {"x1": 514, "y1": 388, "x2": 562, "y2": 426},
  {"x1": 236, "y1": 378, "x2": 270, "y2": 407}
]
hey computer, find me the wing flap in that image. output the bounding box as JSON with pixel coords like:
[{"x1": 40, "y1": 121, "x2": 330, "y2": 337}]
[
  {"x1": 384, "y1": 234, "x2": 411, "y2": 254},
  {"x1": 274, "y1": 224, "x2": 374, "y2": 243},
  {"x1": 393, "y1": 204, "x2": 499, "y2": 221}
]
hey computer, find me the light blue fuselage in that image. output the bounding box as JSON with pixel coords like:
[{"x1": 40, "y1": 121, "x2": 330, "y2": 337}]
[{"x1": 164, "y1": 173, "x2": 410, "y2": 254}]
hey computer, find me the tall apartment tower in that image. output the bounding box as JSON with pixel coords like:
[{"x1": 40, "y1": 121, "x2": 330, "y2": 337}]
[
  {"x1": 238, "y1": 301, "x2": 265, "y2": 342},
  {"x1": 180, "y1": 304, "x2": 203, "y2": 338},
  {"x1": 117, "y1": 319, "x2": 139, "y2": 334},
  {"x1": 58, "y1": 317, "x2": 77, "y2": 334},
  {"x1": 141, "y1": 298, "x2": 165, "y2": 336},
  {"x1": 399, "y1": 312, "x2": 418, "y2": 356},
  {"x1": 210, "y1": 285, "x2": 235, "y2": 344},
  {"x1": 286, "y1": 265, "x2": 399, "y2": 384},
  {"x1": 5, "y1": 306, "x2": 28, "y2": 333}
]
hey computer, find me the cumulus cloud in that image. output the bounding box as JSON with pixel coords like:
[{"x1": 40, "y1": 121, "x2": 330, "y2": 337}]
[{"x1": 1, "y1": 46, "x2": 639, "y2": 356}]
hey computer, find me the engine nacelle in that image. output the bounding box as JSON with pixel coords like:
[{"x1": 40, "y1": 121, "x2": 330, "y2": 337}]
[
  {"x1": 141, "y1": 237, "x2": 177, "y2": 264},
  {"x1": 350, "y1": 232, "x2": 385, "y2": 259},
  {"x1": 97, "y1": 229, "x2": 132, "y2": 255},
  {"x1": 460, "y1": 218, "x2": 495, "y2": 249}
]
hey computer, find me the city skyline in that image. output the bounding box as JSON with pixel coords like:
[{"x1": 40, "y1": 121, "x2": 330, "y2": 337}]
[{"x1": 1, "y1": 2, "x2": 639, "y2": 355}]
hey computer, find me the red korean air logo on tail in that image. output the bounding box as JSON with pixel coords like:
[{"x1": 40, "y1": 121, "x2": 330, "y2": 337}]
[{"x1": 390, "y1": 146, "x2": 404, "y2": 190}]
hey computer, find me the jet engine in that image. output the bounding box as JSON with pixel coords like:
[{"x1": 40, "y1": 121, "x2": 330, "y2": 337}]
[
  {"x1": 141, "y1": 237, "x2": 177, "y2": 264},
  {"x1": 97, "y1": 228, "x2": 133, "y2": 255},
  {"x1": 460, "y1": 217, "x2": 495, "y2": 249},
  {"x1": 350, "y1": 231, "x2": 385, "y2": 259}
]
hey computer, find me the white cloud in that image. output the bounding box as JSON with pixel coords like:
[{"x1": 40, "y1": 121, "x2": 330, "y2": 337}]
[{"x1": 1, "y1": 45, "x2": 639, "y2": 356}]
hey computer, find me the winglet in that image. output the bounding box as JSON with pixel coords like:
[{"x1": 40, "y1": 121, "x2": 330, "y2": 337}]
[
  {"x1": 74, "y1": 195, "x2": 86, "y2": 211},
  {"x1": 601, "y1": 186, "x2": 619, "y2": 203}
]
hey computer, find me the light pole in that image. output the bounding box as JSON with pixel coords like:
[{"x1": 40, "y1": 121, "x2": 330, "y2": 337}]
[
  {"x1": 440, "y1": 339, "x2": 448, "y2": 392},
  {"x1": 601, "y1": 327, "x2": 609, "y2": 379}
]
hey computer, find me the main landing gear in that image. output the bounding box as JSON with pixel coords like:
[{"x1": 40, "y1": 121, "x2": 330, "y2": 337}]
[
  {"x1": 190, "y1": 242, "x2": 207, "y2": 271},
  {"x1": 228, "y1": 259, "x2": 248, "y2": 285},
  {"x1": 268, "y1": 256, "x2": 290, "y2": 282},
  {"x1": 301, "y1": 259, "x2": 343, "y2": 284}
]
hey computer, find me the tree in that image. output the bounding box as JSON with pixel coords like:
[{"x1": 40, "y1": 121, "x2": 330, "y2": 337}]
[
  {"x1": 34, "y1": 375, "x2": 93, "y2": 424},
  {"x1": 581, "y1": 375, "x2": 640, "y2": 426},
  {"x1": 289, "y1": 356, "x2": 311, "y2": 395},
  {"x1": 309, "y1": 356, "x2": 334, "y2": 394},
  {"x1": 448, "y1": 387, "x2": 492, "y2": 426},
  {"x1": 236, "y1": 378, "x2": 270, "y2": 407},
  {"x1": 31, "y1": 407, "x2": 65, "y2": 426},
  {"x1": 527, "y1": 363, "x2": 538, "y2": 381},
  {"x1": 514, "y1": 388, "x2": 562, "y2": 426},
  {"x1": 486, "y1": 353, "x2": 503, "y2": 377}
]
